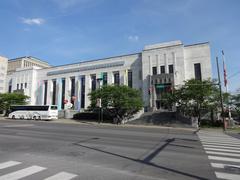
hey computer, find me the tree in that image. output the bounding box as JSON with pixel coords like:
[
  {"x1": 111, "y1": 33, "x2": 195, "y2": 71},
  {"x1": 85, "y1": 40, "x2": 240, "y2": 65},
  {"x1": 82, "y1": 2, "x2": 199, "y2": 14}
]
[
  {"x1": 0, "y1": 93, "x2": 29, "y2": 115},
  {"x1": 88, "y1": 85, "x2": 143, "y2": 123},
  {"x1": 162, "y1": 79, "x2": 220, "y2": 126}
]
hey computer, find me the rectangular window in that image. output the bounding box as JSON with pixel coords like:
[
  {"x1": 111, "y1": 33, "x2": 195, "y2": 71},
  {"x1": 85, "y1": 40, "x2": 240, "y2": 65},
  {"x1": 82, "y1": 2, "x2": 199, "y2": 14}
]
[
  {"x1": 128, "y1": 70, "x2": 133, "y2": 88},
  {"x1": 44, "y1": 81, "x2": 48, "y2": 105},
  {"x1": 113, "y1": 71, "x2": 120, "y2": 85},
  {"x1": 8, "y1": 85, "x2": 12, "y2": 93},
  {"x1": 52, "y1": 80, "x2": 56, "y2": 105},
  {"x1": 160, "y1": 66, "x2": 165, "y2": 74},
  {"x1": 81, "y1": 76, "x2": 85, "y2": 108},
  {"x1": 25, "y1": 83, "x2": 27, "y2": 88},
  {"x1": 71, "y1": 77, "x2": 75, "y2": 105},
  {"x1": 152, "y1": 67, "x2": 157, "y2": 75},
  {"x1": 61, "y1": 78, "x2": 65, "y2": 109},
  {"x1": 17, "y1": 84, "x2": 19, "y2": 90},
  {"x1": 103, "y1": 72, "x2": 107, "y2": 86},
  {"x1": 91, "y1": 74, "x2": 96, "y2": 91},
  {"x1": 20, "y1": 83, "x2": 23, "y2": 89},
  {"x1": 169, "y1": 65, "x2": 174, "y2": 74},
  {"x1": 194, "y1": 63, "x2": 202, "y2": 80}
]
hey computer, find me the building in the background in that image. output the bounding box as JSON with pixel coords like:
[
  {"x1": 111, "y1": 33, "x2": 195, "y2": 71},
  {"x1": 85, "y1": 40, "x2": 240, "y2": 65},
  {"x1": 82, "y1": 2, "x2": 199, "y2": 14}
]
[
  {"x1": 6, "y1": 40, "x2": 212, "y2": 111},
  {"x1": 7, "y1": 56, "x2": 51, "y2": 75},
  {"x1": 0, "y1": 56, "x2": 8, "y2": 93}
]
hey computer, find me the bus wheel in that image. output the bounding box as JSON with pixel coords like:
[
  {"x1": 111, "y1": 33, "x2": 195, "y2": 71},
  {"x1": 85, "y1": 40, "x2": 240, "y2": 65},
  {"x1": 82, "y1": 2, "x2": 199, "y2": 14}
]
[
  {"x1": 33, "y1": 116, "x2": 37, "y2": 120},
  {"x1": 12, "y1": 115, "x2": 15, "y2": 119}
]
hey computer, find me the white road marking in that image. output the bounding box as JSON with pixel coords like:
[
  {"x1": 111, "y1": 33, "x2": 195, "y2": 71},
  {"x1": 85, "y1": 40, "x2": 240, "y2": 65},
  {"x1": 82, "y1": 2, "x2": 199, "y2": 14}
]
[
  {"x1": 201, "y1": 141, "x2": 240, "y2": 145},
  {"x1": 202, "y1": 142, "x2": 240, "y2": 147},
  {"x1": 200, "y1": 138, "x2": 240, "y2": 143},
  {"x1": 0, "y1": 165, "x2": 46, "y2": 180},
  {"x1": 206, "y1": 151, "x2": 240, "y2": 157},
  {"x1": 2, "y1": 124, "x2": 34, "y2": 128},
  {"x1": 203, "y1": 144, "x2": 240, "y2": 150},
  {"x1": 215, "y1": 172, "x2": 240, "y2": 180},
  {"x1": 0, "y1": 161, "x2": 21, "y2": 170},
  {"x1": 204, "y1": 147, "x2": 240, "y2": 153},
  {"x1": 208, "y1": 156, "x2": 240, "y2": 163},
  {"x1": 211, "y1": 162, "x2": 240, "y2": 169},
  {"x1": 44, "y1": 172, "x2": 77, "y2": 180}
]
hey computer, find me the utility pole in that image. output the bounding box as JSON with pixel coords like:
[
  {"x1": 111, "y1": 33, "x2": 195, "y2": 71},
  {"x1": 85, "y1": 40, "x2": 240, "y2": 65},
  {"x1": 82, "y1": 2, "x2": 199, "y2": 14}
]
[{"x1": 216, "y1": 57, "x2": 226, "y2": 131}]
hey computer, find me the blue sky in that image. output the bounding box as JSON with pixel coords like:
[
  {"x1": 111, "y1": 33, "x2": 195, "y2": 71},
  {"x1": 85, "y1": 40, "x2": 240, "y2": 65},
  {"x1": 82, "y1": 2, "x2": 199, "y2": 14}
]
[{"x1": 0, "y1": 0, "x2": 240, "y2": 91}]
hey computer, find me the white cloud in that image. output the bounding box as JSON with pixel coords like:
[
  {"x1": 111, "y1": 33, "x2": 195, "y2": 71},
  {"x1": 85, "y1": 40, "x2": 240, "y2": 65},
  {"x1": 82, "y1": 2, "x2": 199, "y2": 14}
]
[
  {"x1": 128, "y1": 35, "x2": 139, "y2": 42},
  {"x1": 21, "y1": 18, "x2": 45, "y2": 25}
]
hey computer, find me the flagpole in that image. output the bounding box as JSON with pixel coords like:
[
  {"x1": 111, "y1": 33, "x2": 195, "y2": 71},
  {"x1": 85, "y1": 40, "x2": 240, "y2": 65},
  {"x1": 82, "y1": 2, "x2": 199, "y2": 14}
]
[{"x1": 222, "y1": 50, "x2": 232, "y2": 121}]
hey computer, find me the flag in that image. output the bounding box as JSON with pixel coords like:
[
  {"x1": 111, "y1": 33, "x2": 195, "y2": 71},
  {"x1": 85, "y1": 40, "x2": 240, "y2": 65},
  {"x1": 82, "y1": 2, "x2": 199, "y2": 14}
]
[{"x1": 222, "y1": 50, "x2": 227, "y2": 87}]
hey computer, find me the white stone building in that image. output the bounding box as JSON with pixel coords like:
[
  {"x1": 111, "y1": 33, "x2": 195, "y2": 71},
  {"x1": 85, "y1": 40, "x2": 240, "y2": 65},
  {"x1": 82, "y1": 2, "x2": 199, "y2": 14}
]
[
  {"x1": 0, "y1": 56, "x2": 8, "y2": 93},
  {"x1": 5, "y1": 40, "x2": 212, "y2": 111}
]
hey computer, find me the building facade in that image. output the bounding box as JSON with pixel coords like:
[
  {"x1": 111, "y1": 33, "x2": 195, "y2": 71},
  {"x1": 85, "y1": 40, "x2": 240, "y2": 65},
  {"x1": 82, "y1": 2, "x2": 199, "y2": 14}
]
[
  {"x1": 5, "y1": 40, "x2": 212, "y2": 111},
  {"x1": 0, "y1": 56, "x2": 8, "y2": 93}
]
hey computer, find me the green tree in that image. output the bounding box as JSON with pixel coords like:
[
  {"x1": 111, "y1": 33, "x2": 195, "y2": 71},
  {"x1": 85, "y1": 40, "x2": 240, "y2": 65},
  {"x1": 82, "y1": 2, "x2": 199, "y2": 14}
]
[
  {"x1": 0, "y1": 93, "x2": 29, "y2": 115},
  {"x1": 88, "y1": 85, "x2": 143, "y2": 123},
  {"x1": 163, "y1": 79, "x2": 220, "y2": 126}
]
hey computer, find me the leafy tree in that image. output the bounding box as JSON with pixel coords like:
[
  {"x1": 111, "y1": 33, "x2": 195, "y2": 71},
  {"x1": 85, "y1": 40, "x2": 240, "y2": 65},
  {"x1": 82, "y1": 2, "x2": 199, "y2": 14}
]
[
  {"x1": 162, "y1": 79, "x2": 220, "y2": 126},
  {"x1": 88, "y1": 85, "x2": 143, "y2": 123},
  {"x1": 0, "y1": 93, "x2": 29, "y2": 115}
]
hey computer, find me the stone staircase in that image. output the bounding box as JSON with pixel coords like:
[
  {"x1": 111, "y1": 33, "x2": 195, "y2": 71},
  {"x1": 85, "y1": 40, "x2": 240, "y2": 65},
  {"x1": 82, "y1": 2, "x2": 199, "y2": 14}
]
[{"x1": 127, "y1": 110, "x2": 192, "y2": 127}]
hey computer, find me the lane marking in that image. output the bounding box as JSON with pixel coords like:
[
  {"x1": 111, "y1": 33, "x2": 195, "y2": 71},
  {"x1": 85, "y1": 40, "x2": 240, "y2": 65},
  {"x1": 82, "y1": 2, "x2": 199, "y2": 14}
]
[
  {"x1": 0, "y1": 165, "x2": 46, "y2": 180},
  {"x1": 206, "y1": 151, "x2": 240, "y2": 157},
  {"x1": 201, "y1": 141, "x2": 240, "y2": 145},
  {"x1": 211, "y1": 162, "x2": 240, "y2": 169},
  {"x1": 200, "y1": 138, "x2": 240, "y2": 143},
  {"x1": 204, "y1": 147, "x2": 240, "y2": 153},
  {"x1": 203, "y1": 144, "x2": 240, "y2": 150},
  {"x1": 2, "y1": 124, "x2": 34, "y2": 128},
  {"x1": 215, "y1": 172, "x2": 240, "y2": 180},
  {"x1": 44, "y1": 172, "x2": 77, "y2": 180},
  {"x1": 0, "y1": 161, "x2": 21, "y2": 170},
  {"x1": 208, "y1": 156, "x2": 240, "y2": 163}
]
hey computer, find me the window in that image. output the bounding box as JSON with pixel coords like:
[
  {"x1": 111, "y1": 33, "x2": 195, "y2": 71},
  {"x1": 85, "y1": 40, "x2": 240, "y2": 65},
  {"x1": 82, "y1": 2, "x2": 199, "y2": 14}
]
[
  {"x1": 194, "y1": 63, "x2": 202, "y2": 80},
  {"x1": 91, "y1": 74, "x2": 96, "y2": 91},
  {"x1": 169, "y1": 65, "x2": 174, "y2": 74},
  {"x1": 152, "y1": 67, "x2": 157, "y2": 75},
  {"x1": 71, "y1": 77, "x2": 75, "y2": 104},
  {"x1": 52, "y1": 80, "x2": 56, "y2": 105},
  {"x1": 103, "y1": 72, "x2": 107, "y2": 85},
  {"x1": 128, "y1": 70, "x2": 133, "y2": 88},
  {"x1": 61, "y1": 78, "x2": 65, "y2": 109},
  {"x1": 81, "y1": 76, "x2": 85, "y2": 108},
  {"x1": 8, "y1": 85, "x2": 12, "y2": 93},
  {"x1": 17, "y1": 84, "x2": 19, "y2": 90},
  {"x1": 20, "y1": 83, "x2": 23, "y2": 89},
  {"x1": 44, "y1": 81, "x2": 48, "y2": 105},
  {"x1": 113, "y1": 71, "x2": 120, "y2": 85},
  {"x1": 25, "y1": 83, "x2": 27, "y2": 88},
  {"x1": 160, "y1": 66, "x2": 165, "y2": 74}
]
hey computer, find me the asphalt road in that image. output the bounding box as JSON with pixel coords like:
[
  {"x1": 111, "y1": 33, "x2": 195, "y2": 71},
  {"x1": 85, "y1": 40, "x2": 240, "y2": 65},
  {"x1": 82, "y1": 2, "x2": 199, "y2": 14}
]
[{"x1": 0, "y1": 119, "x2": 216, "y2": 180}]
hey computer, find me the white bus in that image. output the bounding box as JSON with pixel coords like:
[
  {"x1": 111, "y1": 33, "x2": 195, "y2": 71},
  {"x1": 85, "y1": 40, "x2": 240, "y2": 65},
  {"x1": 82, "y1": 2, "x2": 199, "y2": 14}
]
[{"x1": 8, "y1": 105, "x2": 58, "y2": 120}]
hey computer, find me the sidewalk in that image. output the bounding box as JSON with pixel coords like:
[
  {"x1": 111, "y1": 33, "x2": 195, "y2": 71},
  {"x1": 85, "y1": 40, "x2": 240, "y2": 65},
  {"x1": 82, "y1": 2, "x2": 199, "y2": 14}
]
[{"x1": 0, "y1": 116, "x2": 196, "y2": 132}]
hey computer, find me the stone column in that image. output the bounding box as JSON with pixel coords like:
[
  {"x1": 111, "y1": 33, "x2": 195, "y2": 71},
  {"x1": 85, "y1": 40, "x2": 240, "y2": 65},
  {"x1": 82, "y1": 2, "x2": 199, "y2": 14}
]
[
  {"x1": 65, "y1": 77, "x2": 71, "y2": 107},
  {"x1": 156, "y1": 55, "x2": 160, "y2": 74},
  {"x1": 108, "y1": 71, "x2": 113, "y2": 85},
  {"x1": 75, "y1": 75, "x2": 81, "y2": 111},
  {"x1": 47, "y1": 80, "x2": 52, "y2": 105},
  {"x1": 164, "y1": 54, "x2": 168, "y2": 74},
  {"x1": 120, "y1": 70, "x2": 127, "y2": 85},
  {"x1": 56, "y1": 78, "x2": 62, "y2": 110},
  {"x1": 84, "y1": 75, "x2": 91, "y2": 109}
]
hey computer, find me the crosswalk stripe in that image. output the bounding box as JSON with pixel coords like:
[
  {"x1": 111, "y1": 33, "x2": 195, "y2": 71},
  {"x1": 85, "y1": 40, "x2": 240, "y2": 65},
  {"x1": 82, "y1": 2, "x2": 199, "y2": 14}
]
[
  {"x1": 0, "y1": 161, "x2": 21, "y2": 170},
  {"x1": 208, "y1": 156, "x2": 240, "y2": 163},
  {"x1": 44, "y1": 172, "x2": 77, "y2": 180},
  {"x1": 202, "y1": 142, "x2": 240, "y2": 147},
  {"x1": 204, "y1": 147, "x2": 240, "y2": 153},
  {"x1": 215, "y1": 172, "x2": 240, "y2": 180},
  {"x1": 203, "y1": 144, "x2": 240, "y2": 150},
  {"x1": 201, "y1": 141, "x2": 240, "y2": 145},
  {"x1": 0, "y1": 165, "x2": 46, "y2": 180},
  {"x1": 206, "y1": 151, "x2": 240, "y2": 157},
  {"x1": 211, "y1": 162, "x2": 240, "y2": 169},
  {"x1": 200, "y1": 138, "x2": 240, "y2": 143}
]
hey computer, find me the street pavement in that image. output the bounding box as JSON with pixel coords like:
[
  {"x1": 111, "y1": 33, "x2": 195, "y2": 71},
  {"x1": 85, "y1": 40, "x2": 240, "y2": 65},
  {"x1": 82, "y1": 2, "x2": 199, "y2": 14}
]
[
  {"x1": 198, "y1": 130, "x2": 240, "y2": 180},
  {"x1": 0, "y1": 119, "x2": 218, "y2": 180}
]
